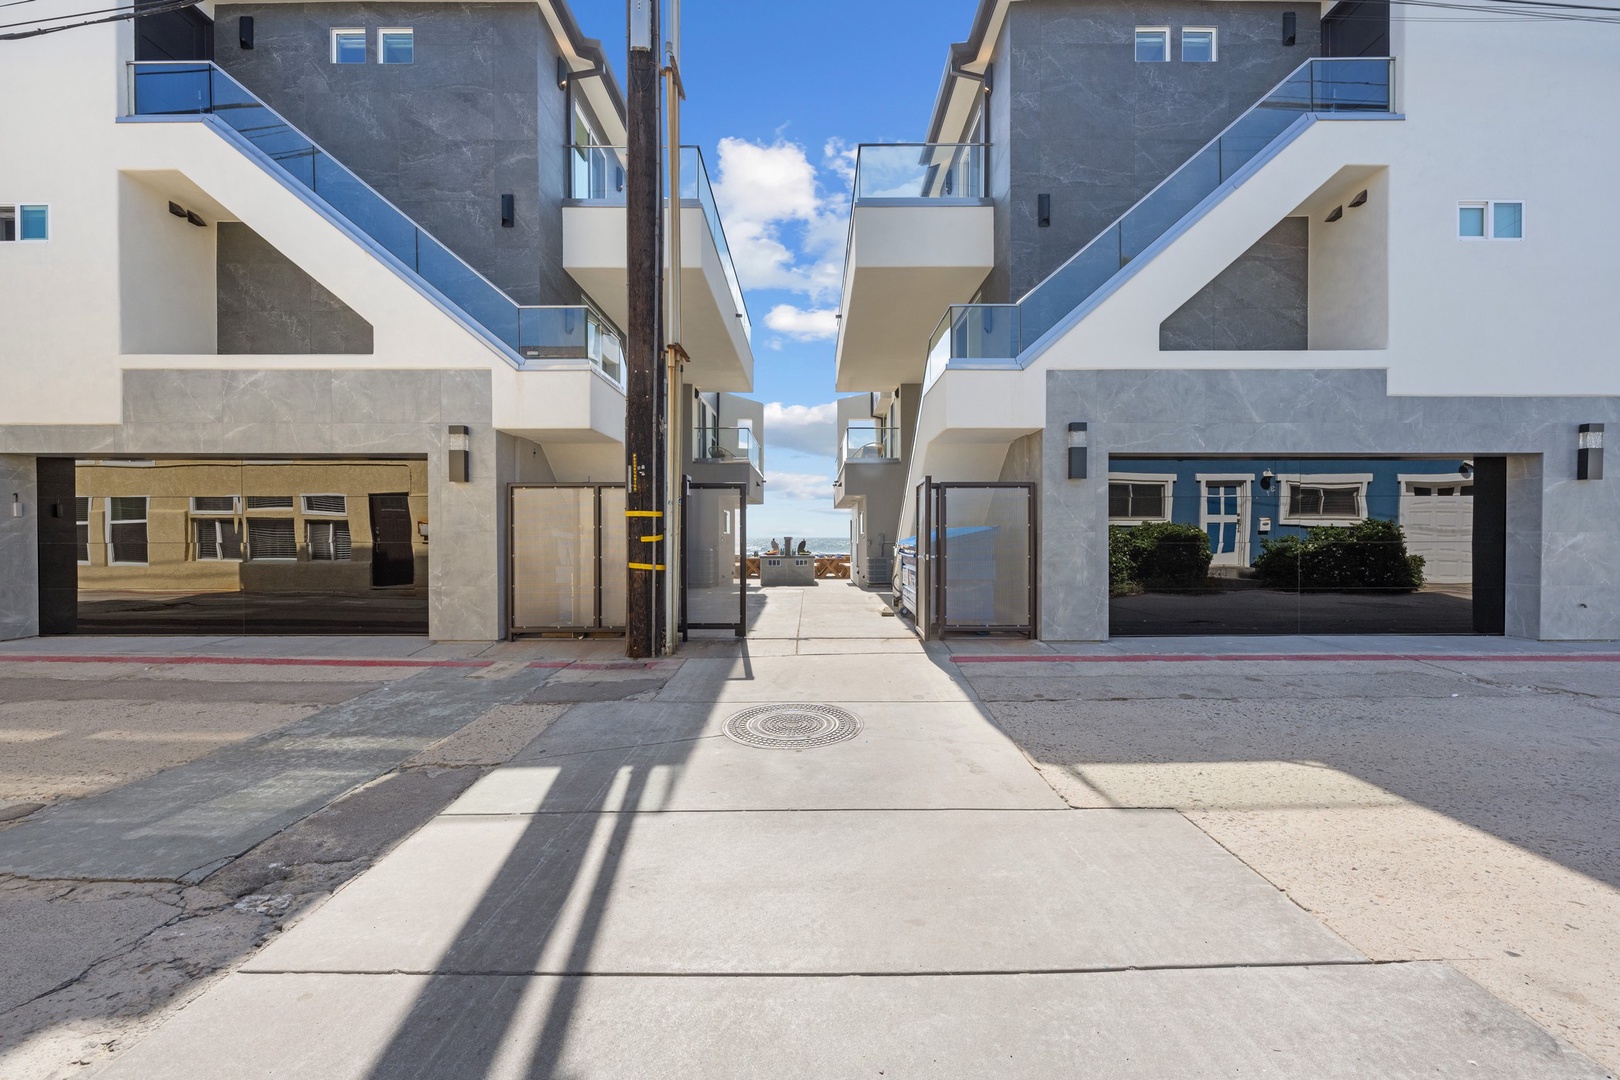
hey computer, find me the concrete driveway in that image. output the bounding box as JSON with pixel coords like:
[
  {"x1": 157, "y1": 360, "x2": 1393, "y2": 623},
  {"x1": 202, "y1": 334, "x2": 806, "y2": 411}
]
[{"x1": 35, "y1": 584, "x2": 1612, "y2": 1079}]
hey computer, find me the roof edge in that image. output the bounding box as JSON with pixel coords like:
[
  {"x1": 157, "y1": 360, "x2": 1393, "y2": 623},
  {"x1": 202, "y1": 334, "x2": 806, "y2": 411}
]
[
  {"x1": 549, "y1": 0, "x2": 627, "y2": 122},
  {"x1": 924, "y1": 0, "x2": 1001, "y2": 143}
]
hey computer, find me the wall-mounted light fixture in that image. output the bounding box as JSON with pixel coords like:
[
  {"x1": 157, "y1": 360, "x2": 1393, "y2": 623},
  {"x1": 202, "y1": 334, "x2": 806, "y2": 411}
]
[
  {"x1": 1579, "y1": 423, "x2": 1605, "y2": 480},
  {"x1": 10, "y1": 493, "x2": 21, "y2": 519},
  {"x1": 1067, "y1": 422, "x2": 1088, "y2": 480},
  {"x1": 239, "y1": 15, "x2": 254, "y2": 49},
  {"x1": 500, "y1": 194, "x2": 515, "y2": 228},
  {"x1": 1038, "y1": 193, "x2": 1051, "y2": 228},
  {"x1": 168, "y1": 201, "x2": 186, "y2": 219},
  {"x1": 1260, "y1": 468, "x2": 1275, "y2": 491},
  {"x1": 186, "y1": 210, "x2": 207, "y2": 228},
  {"x1": 1325, "y1": 205, "x2": 1344, "y2": 223},
  {"x1": 1349, "y1": 189, "x2": 1368, "y2": 208},
  {"x1": 448, "y1": 425, "x2": 470, "y2": 482},
  {"x1": 1282, "y1": 11, "x2": 1297, "y2": 45}
]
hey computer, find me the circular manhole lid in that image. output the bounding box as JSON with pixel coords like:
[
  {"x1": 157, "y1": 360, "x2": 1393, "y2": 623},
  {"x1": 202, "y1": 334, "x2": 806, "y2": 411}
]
[{"x1": 722, "y1": 703, "x2": 862, "y2": 749}]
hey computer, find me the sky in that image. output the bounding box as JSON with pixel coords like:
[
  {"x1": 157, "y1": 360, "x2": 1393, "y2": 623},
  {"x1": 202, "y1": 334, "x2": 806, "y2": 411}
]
[{"x1": 571, "y1": 0, "x2": 980, "y2": 538}]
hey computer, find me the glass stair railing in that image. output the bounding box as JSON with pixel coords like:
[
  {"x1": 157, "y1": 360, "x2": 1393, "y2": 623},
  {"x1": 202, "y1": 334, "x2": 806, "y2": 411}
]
[
  {"x1": 129, "y1": 61, "x2": 624, "y2": 384},
  {"x1": 932, "y1": 56, "x2": 1395, "y2": 377}
]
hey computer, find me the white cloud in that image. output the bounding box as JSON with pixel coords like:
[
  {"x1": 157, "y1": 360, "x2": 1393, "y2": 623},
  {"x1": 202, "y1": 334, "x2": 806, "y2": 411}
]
[
  {"x1": 763, "y1": 305, "x2": 838, "y2": 342},
  {"x1": 763, "y1": 401, "x2": 836, "y2": 457},
  {"x1": 765, "y1": 470, "x2": 836, "y2": 502},
  {"x1": 712, "y1": 137, "x2": 851, "y2": 303}
]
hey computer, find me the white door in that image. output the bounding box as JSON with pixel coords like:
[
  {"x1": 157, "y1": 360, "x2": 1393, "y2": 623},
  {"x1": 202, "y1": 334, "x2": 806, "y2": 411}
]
[
  {"x1": 1201, "y1": 481, "x2": 1248, "y2": 567},
  {"x1": 1400, "y1": 480, "x2": 1473, "y2": 584}
]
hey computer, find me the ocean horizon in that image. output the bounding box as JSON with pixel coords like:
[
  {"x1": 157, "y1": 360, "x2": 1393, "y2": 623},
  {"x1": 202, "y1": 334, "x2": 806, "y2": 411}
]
[{"x1": 747, "y1": 536, "x2": 850, "y2": 556}]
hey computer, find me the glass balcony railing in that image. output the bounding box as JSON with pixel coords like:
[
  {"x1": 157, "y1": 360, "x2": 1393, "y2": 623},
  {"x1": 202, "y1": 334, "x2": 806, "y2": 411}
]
[
  {"x1": 931, "y1": 57, "x2": 1394, "y2": 372},
  {"x1": 692, "y1": 426, "x2": 760, "y2": 470},
  {"x1": 842, "y1": 424, "x2": 899, "y2": 462},
  {"x1": 853, "y1": 143, "x2": 986, "y2": 201},
  {"x1": 568, "y1": 144, "x2": 751, "y2": 342},
  {"x1": 129, "y1": 62, "x2": 624, "y2": 385}
]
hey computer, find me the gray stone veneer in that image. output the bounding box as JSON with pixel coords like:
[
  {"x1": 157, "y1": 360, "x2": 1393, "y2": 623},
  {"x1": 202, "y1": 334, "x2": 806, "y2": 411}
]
[
  {"x1": 0, "y1": 369, "x2": 505, "y2": 641},
  {"x1": 218, "y1": 223, "x2": 374, "y2": 354},
  {"x1": 0, "y1": 455, "x2": 40, "y2": 640},
  {"x1": 984, "y1": 1, "x2": 1320, "y2": 303},
  {"x1": 1159, "y1": 217, "x2": 1308, "y2": 350},
  {"x1": 1040, "y1": 368, "x2": 1620, "y2": 641},
  {"x1": 214, "y1": 3, "x2": 582, "y2": 308}
]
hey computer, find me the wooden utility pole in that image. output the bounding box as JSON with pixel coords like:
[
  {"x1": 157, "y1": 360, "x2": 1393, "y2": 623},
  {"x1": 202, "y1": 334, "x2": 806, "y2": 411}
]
[{"x1": 625, "y1": 0, "x2": 663, "y2": 658}]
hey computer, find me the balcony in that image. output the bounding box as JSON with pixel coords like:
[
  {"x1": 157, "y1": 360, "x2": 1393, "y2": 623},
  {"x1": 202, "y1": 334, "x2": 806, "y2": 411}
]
[
  {"x1": 834, "y1": 423, "x2": 904, "y2": 511},
  {"x1": 127, "y1": 62, "x2": 624, "y2": 388},
  {"x1": 563, "y1": 146, "x2": 753, "y2": 391},
  {"x1": 841, "y1": 423, "x2": 899, "y2": 463},
  {"x1": 689, "y1": 425, "x2": 763, "y2": 503},
  {"x1": 925, "y1": 58, "x2": 1396, "y2": 383},
  {"x1": 834, "y1": 143, "x2": 994, "y2": 393}
]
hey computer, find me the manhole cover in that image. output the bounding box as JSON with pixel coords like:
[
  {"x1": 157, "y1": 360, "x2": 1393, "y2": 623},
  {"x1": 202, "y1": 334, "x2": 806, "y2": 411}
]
[{"x1": 722, "y1": 704, "x2": 861, "y2": 749}]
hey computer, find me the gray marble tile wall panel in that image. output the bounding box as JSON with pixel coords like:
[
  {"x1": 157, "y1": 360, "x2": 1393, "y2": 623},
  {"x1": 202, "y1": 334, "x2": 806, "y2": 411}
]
[
  {"x1": 430, "y1": 371, "x2": 500, "y2": 639},
  {"x1": 215, "y1": 4, "x2": 580, "y2": 308},
  {"x1": 999, "y1": 431, "x2": 1044, "y2": 483},
  {"x1": 1159, "y1": 217, "x2": 1308, "y2": 350},
  {"x1": 997, "y1": 2, "x2": 1320, "y2": 301},
  {"x1": 0, "y1": 455, "x2": 40, "y2": 640},
  {"x1": 217, "y1": 223, "x2": 374, "y2": 354},
  {"x1": 1041, "y1": 368, "x2": 1620, "y2": 640},
  {"x1": 982, "y1": 24, "x2": 1015, "y2": 304}
]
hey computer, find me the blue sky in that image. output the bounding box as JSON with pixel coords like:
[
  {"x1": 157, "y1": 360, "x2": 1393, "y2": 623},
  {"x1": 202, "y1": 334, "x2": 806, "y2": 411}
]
[{"x1": 572, "y1": 0, "x2": 979, "y2": 537}]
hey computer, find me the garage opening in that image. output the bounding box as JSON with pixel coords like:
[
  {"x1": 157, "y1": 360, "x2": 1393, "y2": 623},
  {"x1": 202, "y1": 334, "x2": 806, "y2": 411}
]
[
  {"x1": 50, "y1": 457, "x2": 429, "y2": 635},
  {"x1": 1107, "y1": 456, "x2": 1505, "y2": 636}
]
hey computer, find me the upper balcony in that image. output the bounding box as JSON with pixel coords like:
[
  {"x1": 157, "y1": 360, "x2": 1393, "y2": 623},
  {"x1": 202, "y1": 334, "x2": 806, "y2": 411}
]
[
  {"x1": 834, "y1": 143, "x2": 994, "y2": 393},
  {"x1": 833, "y1": 415, "x2": 904, "y2": 510},
  {"x1": 689, "y1": 425, "x2": 764, "y2": 503},
  {"x1": 563, "y1": 146, "x2": 754, "y2": 392}
]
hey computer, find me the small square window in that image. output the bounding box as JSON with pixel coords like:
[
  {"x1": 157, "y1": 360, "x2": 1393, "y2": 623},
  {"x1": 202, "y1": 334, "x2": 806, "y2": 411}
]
[
  {"x1": 379, "y1": 28, "x2": 413, "y2": 64},
  {"x1": 331, "y1": 29, "x2": 367, "y2": 64},
  {"x1": 0, "y1": 206, "x2": 13, "y2": 242},
  {"x1": 1493, "y1": 201, "x2": 1524, "y2": 239},
  {"x1": 1458, "y1": 204, "x2": 1486, "y2": 238},
  {"x1": 19, "y1": 205, "x2": 48, "y2": 241},
  {"x1": 1182, "y1": 28, "x2": 1217, "y2": 62},
  {"x1": 1135, "y1": 28, "x2": 1170, "y2": 63}
]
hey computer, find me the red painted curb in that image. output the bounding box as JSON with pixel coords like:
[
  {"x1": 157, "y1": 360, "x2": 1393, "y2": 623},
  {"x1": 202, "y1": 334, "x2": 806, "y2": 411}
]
[
  {"x1": 950, "y1": 653, "x2": 1620, "y2": 664},
  {"x1": 0, "y1": 654, "x2": 496, "y2": 668}
]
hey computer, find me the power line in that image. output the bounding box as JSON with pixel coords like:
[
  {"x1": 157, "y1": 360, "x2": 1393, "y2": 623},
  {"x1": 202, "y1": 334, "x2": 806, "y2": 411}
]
[{"x1": 0, "y1": 0, "x2": 197, "y2": 39}]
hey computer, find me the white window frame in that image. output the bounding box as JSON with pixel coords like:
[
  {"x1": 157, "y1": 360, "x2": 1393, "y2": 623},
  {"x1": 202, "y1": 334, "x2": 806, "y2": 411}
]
[
  {"x1": 75, "y1": 496, "x2": 91, "y2": 565},
  {"x1": 246, "y1": 517, "x2": 299, "y2": 562},
  {"x1": 193, "y1": 517, "x2": 243, "y2": 562},
  {"x1": 306, "y1": 519, "x2": 353, "y2": 561},
  {"x1": 245, "y1": 495, "x2": 295, "y2": 511},
  {"x1": 1195, "y1": 473, "x2": 1253, "y2": 567},
  {"x1": 105, "y1": 495, "x2": 149, "y2": 566},
  {"x1": 1278, "y1": 473, "x2": 1373, "y2": 527},
  {"x1": 330, "y1": 28, "x2": 367, "y2": 64},
  {"x1": 300, "y1": 493, "x2": 348, "y2": 516},
  {"x1": 1134, "y1": 27, "x2": 1170, "y2": 63},
  {"x1": 0, "y1": 203, "x2": 50, "y2": 243},
  {"x1": 377, "y1": 27, "x2": 414, "y2": 64},
  {"x1": 1181, "y1": 27, "x2": 1218, "y2": 62},
  {"x1": 1459, "y1": 200, "x2": 1525, "y2": 241},
  {"x1": 1107, "y1": 472, "x2": 1177, "y2": 525}
]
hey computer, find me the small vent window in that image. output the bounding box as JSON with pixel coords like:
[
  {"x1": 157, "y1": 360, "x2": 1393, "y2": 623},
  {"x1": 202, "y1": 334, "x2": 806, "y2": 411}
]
[
  {"x1": 301, "y1": 494, "x2": 348, "y2": 515},
  {"x1": 247, "y1": 518, "x2": 298, "y2": 560},
  {"x1": 246, "y1": 495, "x2": 294, "y2": 510},
  {"x1": 192, "y1": 496, "x2": 238, "y2": 513},
  {"x1": 307, "y1": 520, "x2": 353, "y2": 561}
]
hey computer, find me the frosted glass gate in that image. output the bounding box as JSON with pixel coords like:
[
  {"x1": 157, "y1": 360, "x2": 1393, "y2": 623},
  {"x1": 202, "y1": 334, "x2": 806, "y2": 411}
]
[
  {"x1": 909, "y1": 480, "x2": 1036, "y2": 638},
  {"x1": 510, "y1": 485, "x2": 626, "y2": 633},
  {"x1": 681, "y1": 479, "x2": 746, "y2": 636}
]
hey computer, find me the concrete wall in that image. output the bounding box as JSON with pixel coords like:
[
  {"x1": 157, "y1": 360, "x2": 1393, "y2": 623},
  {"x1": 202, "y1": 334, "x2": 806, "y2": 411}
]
[
  {"x1": 1041, "y1": 368, "x2": 1620, "y2": 641},
  {"x1": 989, "y1": 0, "x2": 1319, "y2": 302},
  {"x1": 214, "y1": 2, "x2": 582, "y2": 307},
  {"x1": 119, "y1": 172, "x2": 216, "y2": 354},
  {"x1": 218, "y1": 223, "x2": 374, "y2": 354},
  {"x1": 1160, "y1": 217, "x2": 1307, "y2": 350},
  {"x1": 0, "y1": 456, "x2": 39, "y2": 640}
]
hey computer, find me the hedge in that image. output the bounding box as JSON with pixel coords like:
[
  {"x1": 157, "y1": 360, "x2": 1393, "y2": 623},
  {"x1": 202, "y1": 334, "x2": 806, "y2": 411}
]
[
  {"x1": 1253, "y1": 518, "x2": 1426, "y2": 592},
  {"x1": 1109, "y1": 522, "x2": 1213, "y2": 595}
]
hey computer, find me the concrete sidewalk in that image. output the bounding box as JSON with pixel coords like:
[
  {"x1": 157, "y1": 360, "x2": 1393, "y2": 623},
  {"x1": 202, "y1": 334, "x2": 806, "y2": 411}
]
[{"x1": 87, "y1": 582, "x2": 1613, "y2": 1078}]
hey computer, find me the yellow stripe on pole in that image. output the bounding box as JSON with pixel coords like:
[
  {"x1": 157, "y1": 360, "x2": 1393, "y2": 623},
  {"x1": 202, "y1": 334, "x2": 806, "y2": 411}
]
[
  {"x1": 628, "y1": 561, "x2": 666, "y2": 572},
  {"x1": 626, "y1": 510, "x2": 663, "y2": 518},
  {"x1": 640, "y1": 534, "x2": 664, "y2": 542}
]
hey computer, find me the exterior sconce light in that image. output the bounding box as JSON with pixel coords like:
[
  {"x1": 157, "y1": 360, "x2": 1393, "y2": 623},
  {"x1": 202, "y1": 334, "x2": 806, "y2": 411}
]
[
  {"x1": 239, "y1": 15, "x2": 254, "y2": 49},
  {"x1": 1260, "y1": 469, "x2": 1274, "y2": 491},
  {"x1": 1579, "y1": 423, "x2": 1605, "y2": 480},
  {"x1": 500, "y1": 194, "x2": 515, "y2": 228},
  {"x1": 448, "y1": 425, "x2": 470, "y2": 482},
  {"x1": 1349, "y1": 189, "x2": 1368, "y2": 208},
  {"x1": 1325, "y1": 205, "x2": 1344, "y2": 223},
  {"x1": 1038, "y1": 193, "x2": 1051, "y2": 228},
  {"x1": 1067, "y1": 422, "x2": 1088, "y2": 480},
  {"x1": 10, "y1": 493, "x2": 21, "y2": 518}
]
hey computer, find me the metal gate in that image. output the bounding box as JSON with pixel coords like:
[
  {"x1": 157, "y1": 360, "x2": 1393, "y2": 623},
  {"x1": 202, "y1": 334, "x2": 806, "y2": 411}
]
[
  {"x1": 911, "y1": 479, "x2": 1036, "y2": 639},
  {"x1": 681, "y1": 478, "x2": 746, "y2": 636},
  {"x1": 509, "y1": 484, "x2": 626, "y2": 634}
]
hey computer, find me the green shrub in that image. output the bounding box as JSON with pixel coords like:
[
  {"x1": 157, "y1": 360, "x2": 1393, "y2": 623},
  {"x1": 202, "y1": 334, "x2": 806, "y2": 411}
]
[
  {"x1": 1253, "y1": 519, "x2": 1426, "y2": 592},
  {"x1": 1109, "y1": 521, "x2": 1213, "y2": 595}
]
